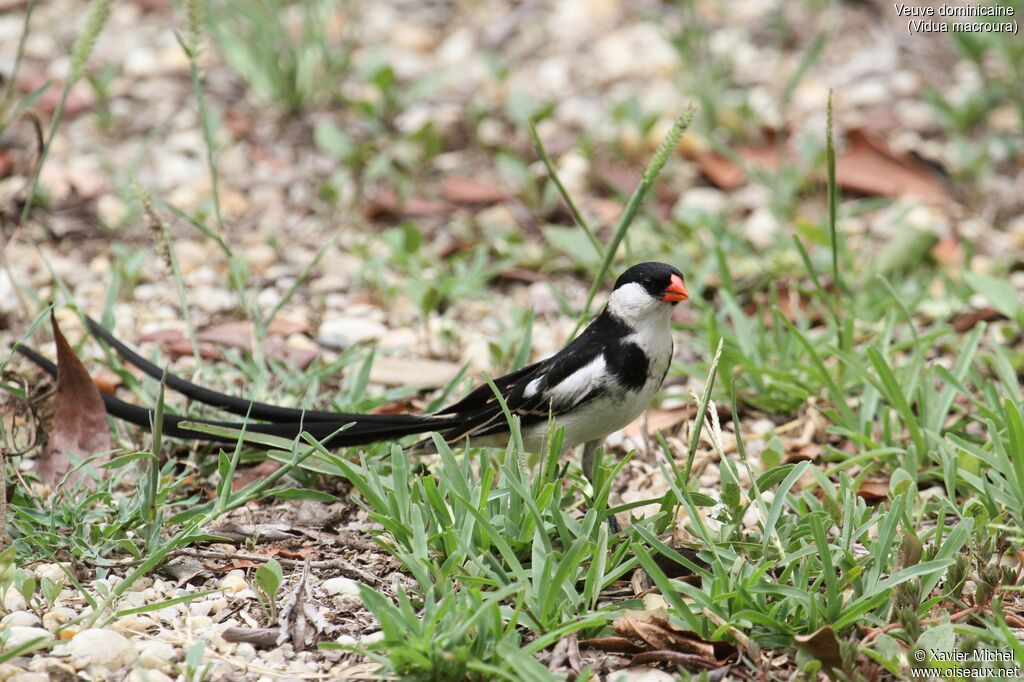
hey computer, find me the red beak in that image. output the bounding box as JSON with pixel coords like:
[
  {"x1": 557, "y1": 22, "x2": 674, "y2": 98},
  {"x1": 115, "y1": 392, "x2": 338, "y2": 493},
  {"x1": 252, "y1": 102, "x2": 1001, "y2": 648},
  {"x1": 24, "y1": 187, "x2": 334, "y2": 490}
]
[{"x1": 662, "y1": 273, "x2": 688, "y2": 303}]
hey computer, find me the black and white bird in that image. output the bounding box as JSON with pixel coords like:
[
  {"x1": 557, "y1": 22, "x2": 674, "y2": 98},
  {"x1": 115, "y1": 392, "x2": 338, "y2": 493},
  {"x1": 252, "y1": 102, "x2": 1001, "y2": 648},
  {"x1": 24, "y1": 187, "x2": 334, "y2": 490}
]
[{"x1": 17, "y1": 262, "x2": 688, "y2": 483}]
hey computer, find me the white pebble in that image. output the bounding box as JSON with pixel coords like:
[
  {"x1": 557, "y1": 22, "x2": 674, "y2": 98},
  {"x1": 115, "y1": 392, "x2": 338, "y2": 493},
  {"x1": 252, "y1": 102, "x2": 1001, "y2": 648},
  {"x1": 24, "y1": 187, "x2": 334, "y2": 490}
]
[
  {"x1": 611, "y1": 666, "x2": 678, "y2": 681},
  {"x1": 135, "y1": 640, "x2": 176, "y2": 670},
  {"x1": 1, "y1": 611, "x2": 41, "y2": 627},
  {"x1": 321, "y1": 577, "x2": 362, "y2": 597},
  {"x1": 2, "y1": 626, "x2": 51, "y2": 650},
  {"x1": 317, "y1": 316, "x2": 388, "y2": 349},
  {"x1": 2, "y1": 586, "x2": 27, "y2": 611},
  {"x1": 235, "y1": 642, "x2": 257, "y2": 662},
  {"x1": 127, "y1": 670, "x2": 173, "y2": 682},
  {"x1": 219, "y1": 571, "x2": 248, "y2": 593},
  {"x1": 59, "y1": 628, "x2": 133, "y2": 670},
  {"x1": 32, "y1": 564, "x2": 68, "y2": 583}
]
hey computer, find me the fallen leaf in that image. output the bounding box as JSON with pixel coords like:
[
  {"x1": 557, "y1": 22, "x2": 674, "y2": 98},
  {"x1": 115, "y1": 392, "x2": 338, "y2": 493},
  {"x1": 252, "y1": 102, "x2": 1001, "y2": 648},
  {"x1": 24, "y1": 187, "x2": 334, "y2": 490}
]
[
  {"x1": 697, "y1": 128, "x2": 952, "y2": 203},
  {"x1": 697, "y1": 144, "x2": 780, "y2": 190},
  {"x1": 363, "y1": 186, "x2": 451, "y2": 221},
  {"x1": 197, "y1": 322, "x2": 255, "y2": 349},
  {"x1": 138, "y1": 322, "x2": 317, "y2": 367},
  {"x1": 836, "y1": 129, "x2": 950, "y2": 202},
  {"x1": 931, "y1": 237, "x2": 964, "y2": 268},
  {"x1": 16, "y1": 70, "x2": 94, "y2": 118},
  {"x1": 783, "y1": 443, "x2": 822, "y2": 464},
  {"x1": 951, "y1": 307, "x2": 1006, "y2": 332},
  {"x1": 440, "y1": 176, "x2": 507, "y2": 205},
  {"x1": 232, "y1": 460, "x2": 282, "y2": 492},
  {"x1": 794, "y1": 626, "x2": 843, "y2": 673},
  {"x1": 271, "y1": 546, "x2": 319, "y2": 561},
  {"x1": 42, "y1": 314, "x2": 112, "y2": 486},
  {"x1": 629, "y1": 650, "x2": 720, "y2": 670},
  {"x1": 857, "y1": 479, "x2": 890, "y2": 503},
  {"x1": 1004, "y1": 613, "x2": 1024, "y2": 628},
  {"x1": 612, "y1": 611, "x2": 715, "y2": 659},
  {"x1": 91, "y1": 368, "x2": 122, "y2": 395},
  {"x1": 624, "y1": 407, "x2": 693, "y2": 439},
  {"x1": 577, "y1": 636, "x2": 645, "y2": 654}
]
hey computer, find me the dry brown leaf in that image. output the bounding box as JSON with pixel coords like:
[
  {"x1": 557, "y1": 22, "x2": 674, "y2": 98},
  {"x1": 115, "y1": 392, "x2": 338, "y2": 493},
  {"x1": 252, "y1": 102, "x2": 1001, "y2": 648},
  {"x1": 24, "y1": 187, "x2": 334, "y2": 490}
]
[
  {"x1": 139, "y1": 323, "x2": 317, "y2": 367},
  {"x1": 629, "y1": 650, "x2": 721, "y2": 670},
  {"x1": 698, "y1": 128, "x2": 951, "y2": 203},
  {"x1": 837, "y1": 129, "x2": 950, "y2": 202},
  {"x1": 264, "y1": 337, "x2": 319, "y2": 370},
  {"x1": 783, "y1": 443, "x2": 822, "y2": 464},
  {"x1": 17, "y1": 70, "x2": 94, "y2": 118},
  {"x1": 577, "y1": 636, "x2": 645, "y2": 654},
  {"x1": 42, "y1": 314, "x2": 112, "y2": 486},
  {"x1": 232, "y1": 460, "x2": 282, "y2": 492},
  {"x1": 794, "y1": 626, "x2": 843, "y2": 673},
  {"x1": 951, "y1": 307, "x2": 1006, "y2": 332},
  {"x1": 697, "y1": 144, "x2": 780, "y2": 190},
  {"x1": 612, "y1": 610, "x2": 715, "y2": 659},
  {"x1": 91, "y1": 368, "x2": 122, "y2": 395},
  {"x1": 440, "y1": 176, "x2": 507, "y2": 205},
  {"x1": 857, "y1": 479, "x2": 890, "y2": 503},
  {"x1": 363, "y1": 186, "x2": 451, "y2": 221},
  {"x1": 931, "y1": 237, "x2": 964, "y2": 268},
  {"x1": 197, "y1": 322, "x2": 255, "y2": 349},
  {"x1": 623, "y1": 407, "x2": 693, "y2": 439}
]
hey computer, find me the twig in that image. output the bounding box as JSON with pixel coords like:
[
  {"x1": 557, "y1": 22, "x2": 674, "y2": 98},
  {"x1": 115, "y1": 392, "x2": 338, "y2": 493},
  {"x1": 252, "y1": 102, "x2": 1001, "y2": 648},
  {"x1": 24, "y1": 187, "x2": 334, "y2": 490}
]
[
  {"x1": 169, "y1": 546, "x2": 382, "y2": 586},
  {"x1": 859, "y1": 605, "x2": 982, "y2": 646}
]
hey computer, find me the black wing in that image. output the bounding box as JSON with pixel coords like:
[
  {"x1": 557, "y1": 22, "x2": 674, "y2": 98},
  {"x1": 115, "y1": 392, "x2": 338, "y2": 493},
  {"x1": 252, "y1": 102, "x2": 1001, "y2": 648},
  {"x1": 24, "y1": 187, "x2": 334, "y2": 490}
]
[{"x1": 434, "y1": 310, "x2": 628, "y2": 442}]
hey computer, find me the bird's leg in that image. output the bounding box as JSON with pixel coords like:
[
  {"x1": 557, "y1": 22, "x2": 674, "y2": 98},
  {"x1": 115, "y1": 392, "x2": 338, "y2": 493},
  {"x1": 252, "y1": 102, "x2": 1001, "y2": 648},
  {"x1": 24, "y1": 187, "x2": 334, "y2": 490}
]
[{"x1": 581, "y1": 439, "x2": 620, "y2": 533}]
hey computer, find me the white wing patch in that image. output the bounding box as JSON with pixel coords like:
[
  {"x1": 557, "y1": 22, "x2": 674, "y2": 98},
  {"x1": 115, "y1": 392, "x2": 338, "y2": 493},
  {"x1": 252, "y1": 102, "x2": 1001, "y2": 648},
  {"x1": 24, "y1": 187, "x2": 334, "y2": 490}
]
[
  {"x1": 542, "y1": 354, "x2": 609, "y2": 409},
  {"x1": 523, "y1": 376, "x2": 543, "y2": 398}
]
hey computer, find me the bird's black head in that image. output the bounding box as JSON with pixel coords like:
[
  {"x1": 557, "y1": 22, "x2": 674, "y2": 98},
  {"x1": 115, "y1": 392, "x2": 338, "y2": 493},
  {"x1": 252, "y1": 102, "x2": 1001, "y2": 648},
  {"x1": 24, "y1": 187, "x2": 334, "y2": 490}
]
[{"x1": 612, "y1": 262, "x2": 688, "y2": 305}]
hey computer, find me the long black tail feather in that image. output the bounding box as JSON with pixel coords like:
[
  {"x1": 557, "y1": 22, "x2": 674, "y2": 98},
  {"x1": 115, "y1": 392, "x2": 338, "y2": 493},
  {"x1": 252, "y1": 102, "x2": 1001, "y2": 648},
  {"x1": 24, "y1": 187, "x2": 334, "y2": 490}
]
[
  {"x1": 14, "y1": 340, "x2": 456, "y2": 449},
  {"x1": 84, "y1": 315, "x2": 378, "y2": 423}
]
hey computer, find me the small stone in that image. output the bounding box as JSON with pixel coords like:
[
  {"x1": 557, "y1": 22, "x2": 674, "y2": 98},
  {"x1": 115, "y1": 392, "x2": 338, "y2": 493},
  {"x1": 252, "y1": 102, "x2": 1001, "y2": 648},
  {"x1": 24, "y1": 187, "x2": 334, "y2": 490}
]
[
  {"x1": 2, "y1": 626, "x2": 51, "y2": 650},
  {"x1": 112, "y1": 614, "x2": 152, "y2": 634},
  {"x1": 321, "y1": 577, "x2": 362, "y2": 597},
  {"x1": 368, "y1": 356, "x2": 461, "y2": 388},
  {"x1": 235, "y1": 642, "x2": 257, "y2": 663},
  {"x1": 58, "y1": 628, "x2": 133, "y2": 670},
  {"x1": 33, "y1": 563, "x2": 68, "y2": 584},
  {"x1": 245, "y1": 243, "x2": 277, "y2": 276},
  {"x1": 610, "y1": 667, "x2": 677, "y2": 681},
  {"x1": 135, "y1": 640, "x2": 176, "y2": 670},
  {"x1": 1, "y1": 611, "x2": 41, "y2": 627},
  {"x1": 317, "y1": 316, "x2": 388, "y2": 349},
  {"x1": 2, "y1": 586, "x2": 27, "y2": 611},
  {"x1": 8, "y1": 671, "x2": 51, "y2": 682},
  {"x1": 743, "y1": 207, "x2": 780, "y2": 247},
  {"x1": 42, "y1": 609, "x2": 70, "y2": 632},
  {"x1": 219, "y1": 571, "x2": 248, "y2": 593},
  {"x1": 127, "y1": 671, "x2": 173, "y2": 682}
]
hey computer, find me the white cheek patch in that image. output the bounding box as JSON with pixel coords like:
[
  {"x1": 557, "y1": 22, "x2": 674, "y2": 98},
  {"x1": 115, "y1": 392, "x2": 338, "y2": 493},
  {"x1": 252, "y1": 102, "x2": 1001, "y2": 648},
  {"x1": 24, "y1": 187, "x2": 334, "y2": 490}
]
[{"x1": 608, "y1": 282, "x2": 655, "y2": 320}]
